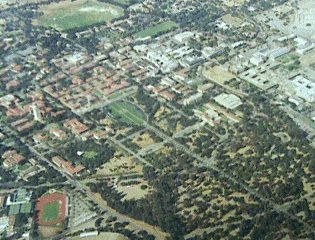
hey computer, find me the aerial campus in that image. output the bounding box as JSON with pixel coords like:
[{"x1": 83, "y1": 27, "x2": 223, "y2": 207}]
[{"x1": 0, "y1": 0, "x2": 315, "y2": 239}]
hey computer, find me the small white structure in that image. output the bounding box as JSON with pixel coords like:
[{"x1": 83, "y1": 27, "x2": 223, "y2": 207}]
[
  {"x1": 80, "y1": 231, "x2": 99, "y2": 238},
  {"x1": 202, "y1": 47, "x2": 215, "y2": 58},
  {"x1": 250, "y1": 52, "x2": 266, "y2": 66},
  {"x1": 31, "y1": 104, "x2": 43, "y2": 122},
  {"x1": 183, "y1": 93, "x2": 203, "y2": 106}
]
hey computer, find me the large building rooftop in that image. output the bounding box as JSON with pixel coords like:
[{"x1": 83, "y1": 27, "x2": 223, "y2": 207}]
[
  {"x1": 291, "y1": 75, "x2": 315, "y2": 102},
  {"x1": 214, "y1": 93, "x2": 242, "y2": 110}
]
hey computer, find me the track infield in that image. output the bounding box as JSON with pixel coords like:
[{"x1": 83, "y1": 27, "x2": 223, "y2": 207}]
[{"x1": 36, "y1": 192, "x2": 68, "y2": 226}]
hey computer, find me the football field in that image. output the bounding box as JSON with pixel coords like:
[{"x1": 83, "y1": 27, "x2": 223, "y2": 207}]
[
  {"x1": 35, "y1": 0, "x2": 124, "y2": 31},
  {"x1": 109, "y1": 101, "x2": 146, "y2": 125},
  {"x1": 42, "y1": 201, "x2": 60, "y2": 224}
]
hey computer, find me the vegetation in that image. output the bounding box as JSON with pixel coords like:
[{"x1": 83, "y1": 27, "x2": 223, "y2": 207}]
[
  {"x1": 37, "y1": 0, "x2": 124, "y2": 31},
  {"x1": 133, "y1": 21, "x2": 179, "y2": 39},
  {"x1": 108, "y1": 101, "x2": 146, "y2": 126},
  {"x1": 58, "y1": 140, "x2": 115, "y2": 170},
  {"x1": 42, "y1": 201, "x2": 60, "y2": 224}
]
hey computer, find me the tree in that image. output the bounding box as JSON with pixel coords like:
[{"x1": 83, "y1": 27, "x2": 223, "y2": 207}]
[{"x1": 309, "y1": 158, "x2": 315, "y2": 173}]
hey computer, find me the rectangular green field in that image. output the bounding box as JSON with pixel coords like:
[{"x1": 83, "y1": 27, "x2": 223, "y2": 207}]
[
  {"x1": 112, "y1": 0, "x2": 129, "y2": 6},
  {"x1": 109, "y1": 101, "x2": 145, "y2": 125},
  {"x1": 42, "y1": 201, "x2": 60, "y2": 223},
  {"x1": 84, "y1": 151, "x2": 98, "y2": 159},
  {"x1": 133, "y1": 21, "x2": 179, "y2": 39}
]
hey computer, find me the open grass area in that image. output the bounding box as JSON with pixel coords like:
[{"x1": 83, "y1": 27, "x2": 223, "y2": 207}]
[
  {"x1": 84, "y1": 151, "x2": 98, "y2": 159},
  {"x1": 18, "y1": 163, "x2": 31, "y2": 171},
  {"x1": 133, "y1": 20, "x2": 179, "y2": 39},
  {"x1": 112, "y1": 0, "x2": 129, "y2": 6},
  {"x1": 35, "y1": 0, "x2": 124, "y2": 31},
  {"x1": 42, "y1": 201, "x2": 60, "y2": 224},
  {"x1": 279, "y1": 53, "x2": 299, "y2": 64},
  {"x1": 109, "y1": 101, "x2": 146, "y2": 125}
]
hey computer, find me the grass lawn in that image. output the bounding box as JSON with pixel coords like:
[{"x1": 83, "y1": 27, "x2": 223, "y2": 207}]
[
  {"x1": 42, "y1": 201, "x2": 60, "y2": 224},
  {"x1": 133, "y1": 20, "x2": 179, "y2": 39},
  {"x1": 112, "y1": 0, "x2": 129, "y2": 6},
  {"x1": 279, "y1": 53, "x2": 299, "y2": 64},
  {"x1": 109, "y1": 101, "x2": 146, "y2": 125},
  {"x1": 36, "y1": 0, "x2": 124, "y2": 31},
  {"x1": 84, "y1": 151, "x2": 98, "y2": 159},
  {"x1": 18, "y1": 163, "x2": 31, "y2": 171}
]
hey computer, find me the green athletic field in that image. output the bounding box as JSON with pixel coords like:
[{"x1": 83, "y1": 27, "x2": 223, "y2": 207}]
[
  {"x1": 108, "y1": 101, "x2": 146, "y2": 125},
  {"x1": 42, "y1": 201, "x2": 60, "y2": 224},
  {"x1": 133, "y1": 21, "x2": 179, "y2": 39}
]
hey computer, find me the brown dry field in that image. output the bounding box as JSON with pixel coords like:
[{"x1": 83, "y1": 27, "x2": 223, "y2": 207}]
[
  {"x1": 71, "y1": 232, "x2": 130, "y2": 240},
  {"x1": 39, "y1": 226, "x2": 62, "y2": 238},
  {"x1": 223, "y1": 0, "x2": 246, "y2": 7},
  {"x1": 202, "y1": 65, "x2": 235, "y2": 85},
  {"x1": 222, "y1": 14, "x2": 243, "y2": 27},
  {"x1": 96, "y1": 152, "x2": 142, "y2": 176},
  {"x1": 132, "y1": 132, "x2": 155, "y2": 148}
]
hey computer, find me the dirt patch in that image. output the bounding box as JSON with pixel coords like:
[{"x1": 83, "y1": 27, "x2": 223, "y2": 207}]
[
  {"x1": 39, "y1": 226, "x2": 62, "y2": 238},
  {"x1": 202, "y1": 65, "x2": 235, "y2": 85},
  {"x1": 222, "y1": 14, "x2": 243, "y2": 27},
  {"x1": 117, "y1": 179, "x2": 151, "y2": 200},
  {"x1": 96, "y1": 152, "x2": 142, "y2": 176},
  {"x1": 223, "y1": 0, "x2": 246, "y2": 7},
  {"x1": 131, "y1": 132, "x2": 155, "y2": 148},
  {"x1": 71, "y1": 232, "x2": 130, "y2": 240}
]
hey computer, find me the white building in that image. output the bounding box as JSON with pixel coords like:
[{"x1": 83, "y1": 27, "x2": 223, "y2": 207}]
[
  {"x1": 250, "y1": 52, "x2": 266, "y2": 66},
  {"x1": 291, "y1": 75, "x2": 315, "y2": 102},
  {"x1": 214, "y1": 93, "x2": 242, "y2": 110},
  {"x1": 266, "y1": 47, "x2": 291, "y2": 60},
  {"x1": 197, "y1": 83, "x2": 214, "y2": 93},
  {"x1": 183, "y1": 93, "x2": 202, "y2": 106},
  {"x1": 31, "y1": 104, "x2": 43, "y2": 122},
  {"x1": 202, "y1": 47, "x2": 216, "y2": 58},
  {"x1": 0, "y1": 217, "x2": 9, "y2": 232},
  {"x1": 80, "y1": 231, "x2": 99, "y2": 238},
  {"x1": 161, "y1": 77, "x2": 175, "y2": 86},
  {"x1": 174, "y1": 31, "x2": 195, "y2": 44},
  {"x1": 194, "y1": 108, "x2": 221, "y2": 126},
  {"x1": 179, "y1": 55, "x2": 203, "y2": 68}
]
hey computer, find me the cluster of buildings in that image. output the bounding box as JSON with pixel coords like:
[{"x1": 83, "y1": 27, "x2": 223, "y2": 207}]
[
  {"x1": 52, "y1": 156, "x2": 85, "y2": 177},
  {"x1": 133, "y1": 31, "x2": 201, "y2": 74},
  {"x1": 1, "y1": 150, "x2": 25, "y2": 169},
  {"x1": 0, "y1": 89, "x2": 65, "y2": 134},
  {"x1": 1, "y1": 149, "x2": 43, "y2": 182},
  {"x1": 40, "y1": 51, "x2": 132, "y2": 114},
  {"x1": 0, "y1": 189, "x2": 32, "y2": 238}
]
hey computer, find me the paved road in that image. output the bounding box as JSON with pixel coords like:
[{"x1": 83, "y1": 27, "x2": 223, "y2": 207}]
[
  {"x1": 118, "y1": 128, "x2": 146, "y2": 143},
  {"x1": 0, "y1": 182, "x2": 71, "y2": 191},
  {"x1": 136, "y1": 141, "x2": 166, "y2": 157},
  {"x1": 108, "y1": 135, "x2": 154, "y2": 167},
  {"x1": 173, "y1": 122, "x2": 204, "y2": 138}
]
